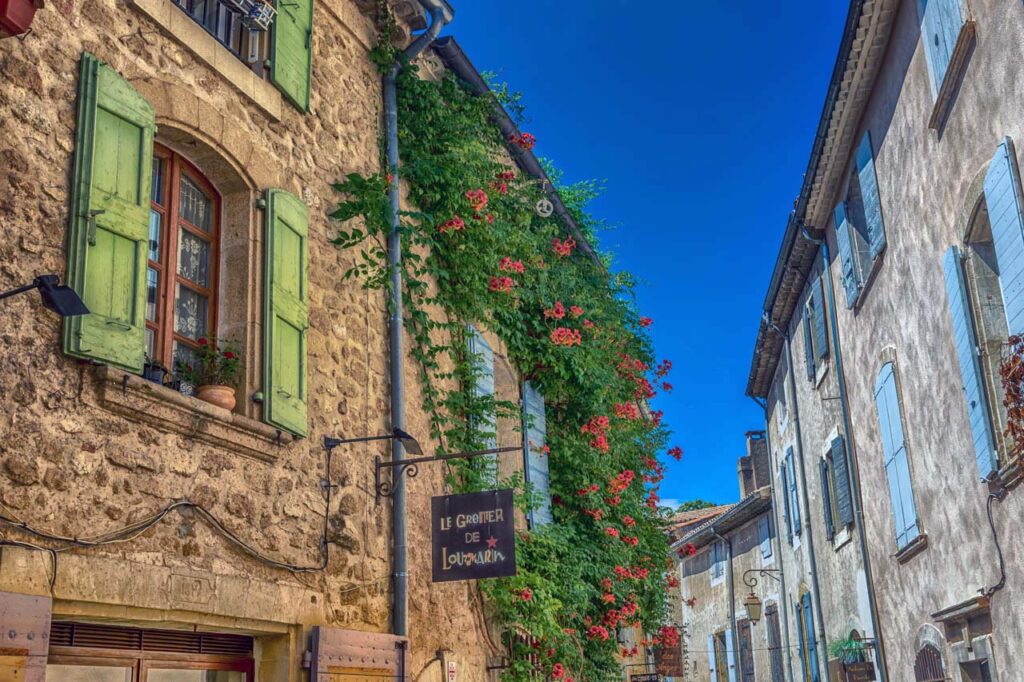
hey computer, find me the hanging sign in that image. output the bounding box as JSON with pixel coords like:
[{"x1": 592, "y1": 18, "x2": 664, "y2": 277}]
[
  {"x1": 447, "y1": 661, "x2": 457, "y2": 682},
  {"x1": 432, "y1": 489, "x2": 516, "y2": 582},
  {"x1": 844, "y1": 662, "x2": 877, "y2": 682},
  {"x1": 655, "y1": 642, "x2": 684, "y2": 676}
]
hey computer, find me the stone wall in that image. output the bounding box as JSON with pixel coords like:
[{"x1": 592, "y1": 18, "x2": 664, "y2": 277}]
[{"x1": 0, "y1": 0, "x2": 507, "y2": 678}]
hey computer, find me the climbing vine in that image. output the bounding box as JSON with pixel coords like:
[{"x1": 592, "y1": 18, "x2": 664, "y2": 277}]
[{"x1": 330, "y1": 58, "x2": 682, "y2": 680}]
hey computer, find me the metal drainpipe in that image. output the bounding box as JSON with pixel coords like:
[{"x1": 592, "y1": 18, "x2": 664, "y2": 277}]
[
  {"x1": 773, "y1": 321, "x2": 831, "y2": 682},
  {"x1": 384, "y1": 0, "x2": 454, "y2": 638},
  {"x1": 711, "y1": 528, "x2": 738, "y2": 682},
  {"x1": 811, "y1": 229, "x2": 889, "y2": 680},
  {"x1": 748, "y1": 398, "x2": 797, "y2": 682}
]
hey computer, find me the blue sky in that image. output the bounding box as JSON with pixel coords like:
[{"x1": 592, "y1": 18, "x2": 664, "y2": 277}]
[{"x1": 443, "y1": 2, "x2": 849, "y2": 506}]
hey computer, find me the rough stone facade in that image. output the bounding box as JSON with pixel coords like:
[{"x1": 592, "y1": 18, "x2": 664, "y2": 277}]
[{"x1": 0, "y1": 0, "x2": 515, "y2": 678}]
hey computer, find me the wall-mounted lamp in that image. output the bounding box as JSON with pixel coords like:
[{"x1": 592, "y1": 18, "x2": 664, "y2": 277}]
[
  {"x1": 741, "y1": 568, "x2": 782, "y2": 625},
  {"x1": 323, "y1": 427, "x2": 423, "y2": 456},
  {"x1": 0, "y1": 275, "x2": 89, "y2": 317}
]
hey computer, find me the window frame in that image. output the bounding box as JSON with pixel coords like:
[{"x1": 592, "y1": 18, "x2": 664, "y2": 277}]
[
  {"x1": 170, "y1": 0, "x2": 271, "y2": 76},
  {"x1": 148, "y1": 144, "x2": 222, "y2": 374},
  {"x1": 710, "y1": 540, "x2": 726, "y2": 586}
]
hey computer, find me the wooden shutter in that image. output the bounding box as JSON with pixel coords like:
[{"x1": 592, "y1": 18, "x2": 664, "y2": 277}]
[
  {"x1": 795, "y1": 601, "x2": 807, "y2": 680},
  {"x1": 802, "y1": 305, "x2": 815, "y2": 380},
  {"x1": 874, "y1": 363, "x2": 920, "y2": 549},
  {"x1": 522, "y1": 381, "x2": 552, "y2": 526},
  {"x1": 834, "y1": 203, "x2": 861, "y2": 308},
  {"x1": 780, "y1": 459, "x2": 793, "y2": 544},
  {"x1": 921, "y1": 0, "x2": 965, "y2": 93},
  {"x1": 856, "y1": 133, "x2": 887, "y2": 259},
  {"x1": 802, "y1": 593, "x2": 820, "y2": 682},
  {"x1": 812, "y1": 277, "x2": 828, "y2": 362},
  {"x1": 725, "y1": 628, "x2": 737, "y2": 682},
  {"x1": 986, "y1": 138, "x2": 1024, "y2": 336},
  {"x1": 271, "y1": 0, "x2": 313, "y2": 111},
  {"x1": 0, "y1": 592, "x2": 51, "y2": 682},
  {"x1": 819, "y1": 458, "x2": 835, "y2": 542},
  {"x1": 787, "y1": 448, "x2": 801, "y2": 536},
  {"x1": 943, "y1": 246, "x2": 998, "y2": 479},
  {"x1": 830, "y1": 435, "x2": 855, "y2": 527},
  {"x1": 758, "y1": 515, "x2": 772, "y2": 559},
  {"x1": 468, "y1": 327, "x2": 497, "y2": 478},
  {"x1": 264, "y1": 189, "x2": 309, "y2": 436},
  {"x1": 708, "y1": 634, "x2": 717, "y2": 679},
  {"x1": 63, "y1": 53, "x2": 153, "y2": 373}
]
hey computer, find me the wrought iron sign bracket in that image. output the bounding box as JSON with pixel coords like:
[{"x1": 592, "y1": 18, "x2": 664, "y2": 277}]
[
  {"x1": 742, "y1": 568, "x2": 783, "y2": 589},
  {"x1": 374, "y1": 446, "x2": 523, "y2": 504}
]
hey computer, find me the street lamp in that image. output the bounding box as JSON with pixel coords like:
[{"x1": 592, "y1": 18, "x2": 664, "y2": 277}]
[
  {"x1": 741, "y1": 568, "x2": 782, "y2": 625},
  {"x1": 0, "y1": 275, "x2": 89, "y2": 317}
]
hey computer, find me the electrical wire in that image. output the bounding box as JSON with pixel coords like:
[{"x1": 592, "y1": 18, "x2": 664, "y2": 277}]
[{"x1": 981, "y1": 490, "x2": 1007, "y2": 599}]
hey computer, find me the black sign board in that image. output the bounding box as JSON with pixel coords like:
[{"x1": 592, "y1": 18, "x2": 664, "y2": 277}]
[
  {"x1": 845, "y1": 662, "x2": 877, "y2": 682},
  {"x1": 630, "y1": 674, "x2": 660, "y2": 682},
  {"x1": 432, "y1": 489, "x2": 516, "y2": 583}
]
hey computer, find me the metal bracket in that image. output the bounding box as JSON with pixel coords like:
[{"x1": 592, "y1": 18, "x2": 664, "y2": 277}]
[
  {"x1": 742, "y1": 568, "x2": 782, "y2": 589},
  {"x1": 373, "y1": 445, "x2": 523, "y2": 504}
]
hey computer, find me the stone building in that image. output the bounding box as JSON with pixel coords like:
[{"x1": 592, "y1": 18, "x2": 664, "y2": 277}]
[
  {"x1": 747, "y1": 0, "x2": 1024, "y2": 680},
  {"x1": 671, "y1": 434, "x2": 777, "y2": 682},
  {"x1": 0, "y1": 0, "x2": 565, "y2": 679}
]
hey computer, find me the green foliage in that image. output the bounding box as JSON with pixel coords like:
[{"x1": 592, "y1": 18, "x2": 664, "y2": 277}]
[
  {"x1": 827, "y1": 635, "x2": 867, "y2": 664},
  {"x1": 676, "y1": 499, "x2": 718, "y2": 512},
  {"x1": 330, "y1": 61, "x2": 679, "y2": 681}
]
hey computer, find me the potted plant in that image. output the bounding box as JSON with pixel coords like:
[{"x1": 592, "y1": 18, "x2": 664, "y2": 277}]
[
  {"x1": 142, "y1": 356, "x2": 168, "y2": 385},
  {"x1": 174, "y1": 336, "x2": 241, "y2": 410}
]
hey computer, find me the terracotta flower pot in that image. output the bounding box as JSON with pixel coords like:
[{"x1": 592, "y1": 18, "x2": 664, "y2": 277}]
[{"x1": 197, "y1": 384, "x2": 236, "y2": 411}]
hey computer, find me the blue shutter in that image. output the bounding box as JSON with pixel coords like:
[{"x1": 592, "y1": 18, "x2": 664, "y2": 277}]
[
  {"x1": 812, "y1": 277, "x2": 828, "y2": 362},
  {"x1": 522, "y1": 381, "x2": 552, "y2": 526},
  {"x1": 802, "y1": 593, "x2": 820, "y2": 682},
  {"x1": 921, "y1": 0, "x2": 964, "y2": 93},
  {"x1": 874, "y1": 364, "x2": 921, "y2": 549},
  {"x1": 802, "y1": 305, "x2": 815, "y2": 380},
  {"x1": 986, "y1": 138, "x2": 1024, "y2": 336},
  {"x1": 943, "y1": 246, "x2": 999, "y2": 479},
  {"x1": 758, "y1": 515, "x2": 772, "y2": 559},
  {"x1": 795, "y1": 600, "x2": 807, "y2": 681},
  {"x1": 857, "y1": 133, "x2": 887, "y2": 259},
  {"x1": 831, "y1": 436, "x2": 855, "y2": 527},
  {"x1": 468, "y1": 326, "x2": 497, "y2": 479},
  {"x1": 819, "y1": 458, "x2": 835, "y2": 542},
  {"x1": 787, "y1": 448, "x2": 801, "y2": 536},
  {"x1": 725, "y1": 628, "x2": 737, "y2": 682},
  {"x1": 708, "y1": 634, "x2": 718, "y2": 679},
  {"x1": 835, "y1": 203, "x2": 861, "y2": 308},
  {"x1": 780, "y1": 459, "x2": 793, "y2": 545}
]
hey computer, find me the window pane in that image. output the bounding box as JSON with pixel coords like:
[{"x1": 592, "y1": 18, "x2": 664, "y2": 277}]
[
  {"x1": 146, "y1": 327, "x2": 155, "y2": 359},
  {"x1": 174, "y1": 285, "x2": 209, "y2": 341},
  {"x1": 149, "y1": 210, "x2": 162, "y2": 262},
  {"x1": 151, "y1": 157, "x2": 164, "y2": 204},
  {"x1": 147, "y1": 268, "x2": 159, "y2": 322},
  {"x1": 179, "y1": 175, "x2": 212, "y2": 232},
  {"x1": 173, "y1": 341, "x2": 200, "y2": 381},
  {"x1": 46, "y1": 664, "x2": 133, "y2": 681},
  {"x1": 148, "y1": 670, "x2": 246, "y2": 682},
  {"x1": 178, "y1": 230, "x2": 211, "y2": 287}
]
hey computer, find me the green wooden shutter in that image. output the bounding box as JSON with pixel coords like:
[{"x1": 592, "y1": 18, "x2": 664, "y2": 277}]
[
  {"x1": 819, "y1": 458, "x2": 835, "y2": 542},
  {"x1": 63, "y1": 53, "x2": 154, "y2": 373},
  {"x1": 812, "y1": 277, "x2": 828, "y2": 362},
  {"x1": 264, "y1": 189, "x2": 309, "y2": 436},
  {"x1": 271, "y1": 0, "x2": 313, "y2": 112},
  {"x1": 831, "y1": 435, "x2": 856, "y2": 527},
  {"x1": 802, "y1": 305, "x2": 815, "y2": 381}
]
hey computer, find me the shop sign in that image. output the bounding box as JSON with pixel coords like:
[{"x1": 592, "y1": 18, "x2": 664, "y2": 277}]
[
  {"x1": 845, "y1": 662, "x2": 877, "y2": 682},
  {"x1": 432, "y1": 489, "x2": 516, "y2": 582}
]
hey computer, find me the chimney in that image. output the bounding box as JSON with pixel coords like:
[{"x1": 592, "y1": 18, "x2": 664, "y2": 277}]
[{"x1": 738, "y1": 431, "x2": 770, "y2": 497}]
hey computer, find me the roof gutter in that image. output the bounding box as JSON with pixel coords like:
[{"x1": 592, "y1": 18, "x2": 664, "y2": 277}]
[
  {"x1": 383, "y1": 0, "x2": 454, "y2": 639},
  {"x1": 432, "y1": 37, "x2": 604, "y2": 270}
]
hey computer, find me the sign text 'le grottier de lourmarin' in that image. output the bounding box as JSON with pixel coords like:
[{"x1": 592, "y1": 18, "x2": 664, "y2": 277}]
[{"x1": 431, "y1": 489, "x2": 516, "y2": 583}]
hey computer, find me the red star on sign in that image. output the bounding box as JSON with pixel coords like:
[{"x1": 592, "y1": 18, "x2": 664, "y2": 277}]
[{"x1": 486, "y1": 536, "x2": 498, "y2": 549}]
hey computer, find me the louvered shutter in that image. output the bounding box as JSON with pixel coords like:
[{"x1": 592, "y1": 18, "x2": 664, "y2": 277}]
[
  {"x1": 812, "y1": 278, "x2": 828, "y2": 362},
  {"x1": 522, "y1": 381, "x2": 552, "y2": 526},
  {"x1": 986, "y1": 138, "x2": 1024, "y2": 336},
  {"x1": 831, "y1": 436, "x2": 855, "y2": 527},
  {"x1": 943, "y1": 246, "x2": 998, "y2": 479},
  {"x1": 271, "y1": 0, "x2": 313, "y2": 111},
  {"x1": 802, "y1": 305, "x2": 815, "y2": 380},
  {"x1": 758, "y1": 515, "x2": 772, "y2": 559},
  {"x1": 921, "y1": 0, "x2": 965, "y2": 93},
  {"x1": 834, "y1": 203, "x2": 861, "y2": 308},
  {"x1": 819, "y1": 458, "x2": 835, "y2": 542},
  {"x1": 708, "y1": 634, "x2": 718, "y2": 678},
  {"x1": 856, "y1": 133, "x2": 887, "y2": 259},
  {"x1": 63, "y1": 53, "x2": 153, "y2": 373},
  {"x1": 780, "y1": 459, "x2": 793, "y2": 544},
  {"x1": 874, "y1": 364, "x2": 920, "y2": 549},
  {"x1": 469, "y1": 327, "x2": 497, "y2": 480},
  {"x1": 264, "y1": 189, "x2": 309, "y2": 436},
  {"x1": 725, "y1": 628, "x2": 737, "y2": 682},
  {"x1": 802, "y1": 593, "x2": 820, "y2": 682},
  {"x1": 787, "y1": 448, "x2": 801, "y2": 536}
]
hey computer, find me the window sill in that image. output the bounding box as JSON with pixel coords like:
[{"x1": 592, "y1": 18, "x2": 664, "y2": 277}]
[
  {"x1": 832, "y1": 526, "x2": 852, "y2": 552},
  {"x1": 92, "y1": 365, "x2": 291, "y2": 462},
  {"x1": 894, "y1": 532, "x2": 928, "y2": 564},
  {"x1": 129, "y1": 0, "x2": 283, "y2": 121},
  {"x1": 814, "y1": 360, "x2": 830, "y2": 388},
  {"x1": 928, "y1": 21, "x2": 976, "y2": 131}
]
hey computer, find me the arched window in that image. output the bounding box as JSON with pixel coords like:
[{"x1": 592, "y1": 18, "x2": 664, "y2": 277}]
[
  {"x1": 148, "y1": 145, "x2": 221, "y2": 375},
  {"x1": 914, "y1": 643, "x2": 947, "y2": 681}
]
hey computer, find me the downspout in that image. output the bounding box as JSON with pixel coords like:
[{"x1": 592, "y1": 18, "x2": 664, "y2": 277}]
[
  {"x1": 768, "y1": 315, "x2": 831, "y2": 682},
  {"x1": 749, "y1": 396, "x2": 797, "y2": 682},
  {"x1": 384, "y1": 0, "x2": 454, "y2": 638},
  {"x1": 711, "y1": 528, "x2": 738, "y2": 682},
  {"x1": 811, "y1": 227, "x2": 889, "y2": 680}
]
